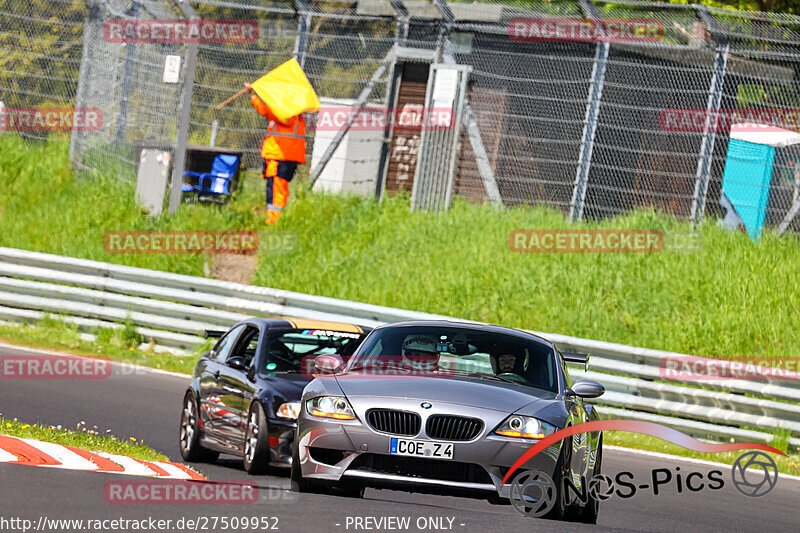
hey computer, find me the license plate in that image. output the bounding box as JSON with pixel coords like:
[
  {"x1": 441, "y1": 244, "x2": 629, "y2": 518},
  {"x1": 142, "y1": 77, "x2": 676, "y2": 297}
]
[{"x1": 390, "y1": 438, "x2": 454, "y2": 459}]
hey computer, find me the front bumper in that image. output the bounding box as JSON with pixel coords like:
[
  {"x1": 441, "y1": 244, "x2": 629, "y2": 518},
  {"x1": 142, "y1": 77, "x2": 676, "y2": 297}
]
[
  {"x1": 268, "y1": 419, "x2": 296, "y2": 467},
  {"x1": 296, "y1": 399, "x2": 560, "y2": 498}
]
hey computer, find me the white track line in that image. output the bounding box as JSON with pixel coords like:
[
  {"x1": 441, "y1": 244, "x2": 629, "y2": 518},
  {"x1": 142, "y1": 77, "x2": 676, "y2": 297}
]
[
  {"x1": 96, "y1": 452, "x2": 161, "y2": 477},
  {"x1": 0, "y1": 447, "x2": 18, "y2": 463},
  {"x1": 150, "y1": 461, "x2": 194, "y2": 480},
  {"x1": 16, "y1": 437, "x2": 99, "y2": 471}
]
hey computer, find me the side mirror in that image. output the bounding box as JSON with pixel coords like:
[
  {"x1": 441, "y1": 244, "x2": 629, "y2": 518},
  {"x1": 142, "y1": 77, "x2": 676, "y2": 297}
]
[
  {"x1": 569, "y1": 379, "x2": 605, "y2": 399},
  {"x1": 226, "y1": 356, "x2": 248, "y2": 372},
  {"x1": 314, "y1": 354, "x2": 344, "y2": 374}
]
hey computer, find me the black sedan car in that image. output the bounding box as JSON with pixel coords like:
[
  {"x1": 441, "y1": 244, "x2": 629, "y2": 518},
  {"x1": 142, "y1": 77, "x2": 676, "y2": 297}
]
[{"x1": 179, "y1": 317, "x2": 370, "y2": 474}]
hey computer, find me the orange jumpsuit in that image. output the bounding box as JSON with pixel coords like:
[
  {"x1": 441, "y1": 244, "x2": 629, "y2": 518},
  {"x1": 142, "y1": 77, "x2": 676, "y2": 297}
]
[{"x1": 249, "y1": 94, "x2": 307, "y2": 223}]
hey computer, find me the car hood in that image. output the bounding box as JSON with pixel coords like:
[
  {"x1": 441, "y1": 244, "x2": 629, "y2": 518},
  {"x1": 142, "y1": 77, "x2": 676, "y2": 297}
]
[
  {"x1": 334, "y1": 372, "x2": 558, "y2": 414},
  {"x1": 260, "y1": 373, "x2": 310, "y2": 403}
]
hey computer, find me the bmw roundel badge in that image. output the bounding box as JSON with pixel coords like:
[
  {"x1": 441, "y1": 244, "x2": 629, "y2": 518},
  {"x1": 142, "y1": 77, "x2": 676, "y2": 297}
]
[{"x1": 421, "y1": 402, "x2": 432, "y2": 409}]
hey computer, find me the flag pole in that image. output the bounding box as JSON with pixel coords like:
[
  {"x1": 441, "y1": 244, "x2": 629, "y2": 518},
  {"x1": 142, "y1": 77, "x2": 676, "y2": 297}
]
[{"x1": 215, "y1": 87, "x2": 249, "y2": 110}]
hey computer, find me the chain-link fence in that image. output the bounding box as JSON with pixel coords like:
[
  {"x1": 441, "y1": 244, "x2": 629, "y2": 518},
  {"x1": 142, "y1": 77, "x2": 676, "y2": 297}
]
[{"x1": 3, "y1": 0, "x2": 800, "y2": 234}]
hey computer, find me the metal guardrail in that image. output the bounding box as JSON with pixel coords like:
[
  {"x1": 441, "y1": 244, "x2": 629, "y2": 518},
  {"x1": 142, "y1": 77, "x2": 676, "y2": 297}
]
[{"x1": 0, "y1": 247, "x2": 798, "y2": 448}]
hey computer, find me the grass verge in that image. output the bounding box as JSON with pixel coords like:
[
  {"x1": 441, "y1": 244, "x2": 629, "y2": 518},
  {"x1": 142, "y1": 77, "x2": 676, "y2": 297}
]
[
  {"x1": 2, "y1": 135, "x2": 799, "y2": 361},
  {"x1": 0, "y1": 316, "x2": 203, "y2": 375},
  {"x1": 0, "y1": 415, "x2": 167, "y2": 463}
]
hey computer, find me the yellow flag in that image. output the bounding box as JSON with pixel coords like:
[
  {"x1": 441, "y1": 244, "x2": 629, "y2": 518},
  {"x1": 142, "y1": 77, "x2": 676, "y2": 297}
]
[{"x1": 251, "y1": 58, "x2": 320, "y2": 124}]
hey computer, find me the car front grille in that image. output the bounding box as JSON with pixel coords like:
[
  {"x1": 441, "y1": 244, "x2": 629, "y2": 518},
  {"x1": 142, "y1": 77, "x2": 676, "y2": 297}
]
[
  {"x1": 348, "y1": 453, "x2": 493, "y2": 484},
  {"x1": 366, "y1": 409, "x2": 421, "y2": 436},
  {"x1": 426, "y1": 415, "x2": 483, "y2": 441}
]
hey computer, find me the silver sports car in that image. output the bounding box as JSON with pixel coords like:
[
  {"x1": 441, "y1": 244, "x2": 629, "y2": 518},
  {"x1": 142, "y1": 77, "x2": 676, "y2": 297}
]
[{"x1": 291, "y1": 321, "x2": 605, "y2": 522}]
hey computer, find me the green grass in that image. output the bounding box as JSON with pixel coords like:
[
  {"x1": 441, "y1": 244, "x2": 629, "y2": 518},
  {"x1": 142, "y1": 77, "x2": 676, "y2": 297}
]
[
  {"x1": 2, "y1": 134, "x2": 800, "y2": 362},
  {"x1": 0, "y1": 315, "x2": 204, "y2": 375},
  {"x1": 0, "y1": 415, "x2": 168, "y2": 462}
]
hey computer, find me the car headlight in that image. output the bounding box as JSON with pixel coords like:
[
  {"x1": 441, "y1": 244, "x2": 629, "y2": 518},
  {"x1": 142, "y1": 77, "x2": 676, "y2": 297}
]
[
  {"x1": 276, "y1": 402, "x2": 301, "y2": 420},
  {"x1": 306, "y1": 396, "x2": 356, "y2": 420},
  {"x1": 495, "y1": 415, "x2": 556, "y2": 440}
]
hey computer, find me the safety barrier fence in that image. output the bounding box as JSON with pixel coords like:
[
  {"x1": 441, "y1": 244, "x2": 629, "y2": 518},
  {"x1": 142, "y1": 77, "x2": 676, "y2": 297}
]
[
  {"x1": 0, "y1": 246, "x2": 798, "y2": 447},
  {"x1": 5, "y1": 1, "x2": 800, "y2": 227}
]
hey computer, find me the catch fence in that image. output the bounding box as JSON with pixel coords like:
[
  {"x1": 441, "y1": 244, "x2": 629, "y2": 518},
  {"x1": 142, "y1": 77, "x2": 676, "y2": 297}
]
[{"x1": 3, "y1": 0, "x2": 800, "y2": 232}]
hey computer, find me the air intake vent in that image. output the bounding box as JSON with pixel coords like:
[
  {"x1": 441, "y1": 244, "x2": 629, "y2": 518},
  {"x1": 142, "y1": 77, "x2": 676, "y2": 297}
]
[
  {"x1": 366, "y1": 409, "x2": 421, "y2": 436},
  {"x1": 426, "y1": 415, "x2": 483, "y2": 441}
]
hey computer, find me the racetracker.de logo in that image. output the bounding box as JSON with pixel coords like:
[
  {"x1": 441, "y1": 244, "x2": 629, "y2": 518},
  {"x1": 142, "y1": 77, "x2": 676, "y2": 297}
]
[
  {"x1": 312, "y1": 106, "x2": 455, "y2": 132},
  {"x1": 510, "y1": 229, "x2": 663, "y2": 253},
  {"x1": 660, "y1": 355, "x2": 800, "y2": 381},
  {"x1": 0, "y1": 107, "x2": 102, "y2": 132},
  {"x1": 104, "y1": 480, "x2": 258, "y2": 504},
  {"x1": 1, "y1": 355, "x2": 112, "y2": 380},
  {"x1": 509, "y1": 18, "x2": 664, "y2": 43},
  {"x1": 660, "y1": 108, "x2": 800, "y2": 132},
  {"x1": 103, "y1": 231, "x2": 259, "y2": 255},
  {"x1": 103, "y1": 19, "x2": 258, "y2": 43}
]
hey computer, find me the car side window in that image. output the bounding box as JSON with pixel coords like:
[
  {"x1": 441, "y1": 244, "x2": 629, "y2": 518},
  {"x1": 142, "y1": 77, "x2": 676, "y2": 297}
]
[
  {"x1": 228, "y1": 326, "x2": 260, "y2": 367},
  {"x1": 557, "y1": 349, "x2": 570, "y2": 390},
  {"x1": 212, "y1": 325, "x2": 245, "y2": 363}
]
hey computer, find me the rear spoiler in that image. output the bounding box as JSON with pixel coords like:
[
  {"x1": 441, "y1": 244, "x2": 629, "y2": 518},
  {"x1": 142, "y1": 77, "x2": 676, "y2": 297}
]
[
  {"x1": 562, "y1": 351, "x2": 590, "y2": 372},
  {"x1": 204, "y1": 329, "x2": 226, "y2": 339}
]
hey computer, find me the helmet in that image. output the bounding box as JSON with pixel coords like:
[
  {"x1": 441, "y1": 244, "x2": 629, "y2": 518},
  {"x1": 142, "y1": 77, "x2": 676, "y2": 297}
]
[
  {"x1": 401, "y1": 335, "x2": 439, "y2": 371},
  {"x1": 490, "y1": 343, "x2": 526, "y2": 375}
]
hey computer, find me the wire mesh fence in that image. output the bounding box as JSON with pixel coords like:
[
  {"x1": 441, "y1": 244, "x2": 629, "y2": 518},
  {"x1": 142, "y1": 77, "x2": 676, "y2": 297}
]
[{"x1": 2, "y1": 0, "x2": 800, "y2": 235}]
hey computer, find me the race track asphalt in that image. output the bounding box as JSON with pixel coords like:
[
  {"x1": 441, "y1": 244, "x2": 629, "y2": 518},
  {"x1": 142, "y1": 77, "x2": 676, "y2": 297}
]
[{"x1": 0, "y1": 344, "x2": 796, "y2": 533}]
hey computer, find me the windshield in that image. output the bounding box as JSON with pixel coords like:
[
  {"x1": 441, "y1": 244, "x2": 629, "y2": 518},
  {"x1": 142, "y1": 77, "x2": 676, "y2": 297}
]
[
  {"x1": 265, "y1": 328, "x2": 364, "y2": 372},
  {"x1": 348, "y1": 325, "x2": 560, "y2": 393}
]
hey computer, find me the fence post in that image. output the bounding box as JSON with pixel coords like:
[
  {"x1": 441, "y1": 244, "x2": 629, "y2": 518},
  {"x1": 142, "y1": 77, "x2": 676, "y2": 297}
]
[
  {"x1": 570, "y1": 0, "x2": 608, "y2": 222},
  {"x1": 375, "y1": 0, "x2": 409, "y2": 201},
  {"x1": 690, "y1": 7, "x2": 730, "y2": 225},
  {"x1": 308, "y1": 48, "x2": 396, "y2": 187},
  {"x1": 69, "y1": 0, "x2": 100, "y2": 163},
  {"x1": 293, "y1": 1, "x2": 311, "y2": 69},
  {"x1": 167, "y1": 0, "x2": 199, "y2": 215},
  {"x1": 209, "y1": 120, "x2": 219, "y2": 147},
  {"x1": 432, "y1": 0, "x2": 502, "y2": 207},
  {"x1": 690, "y1": 44, "x2": 728, "y2": 224},
  {"x1": 115, "y1": 0, "x2": 140, "y2": 144},
  {"x1": 570, "y1": 42, "x2": 607, "y2": 222}
]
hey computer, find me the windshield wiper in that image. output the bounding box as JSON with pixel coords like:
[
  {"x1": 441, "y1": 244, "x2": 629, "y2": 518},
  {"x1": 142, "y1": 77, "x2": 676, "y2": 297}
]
[{"x1": 450, "y1": 371, "x2": 518, "y2": 384}]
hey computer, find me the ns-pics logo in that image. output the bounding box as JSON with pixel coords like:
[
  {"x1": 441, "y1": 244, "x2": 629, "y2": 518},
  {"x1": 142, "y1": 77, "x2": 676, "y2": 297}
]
[{"x1": 504, "y1": 420, "x2": 782, "y2": 518}]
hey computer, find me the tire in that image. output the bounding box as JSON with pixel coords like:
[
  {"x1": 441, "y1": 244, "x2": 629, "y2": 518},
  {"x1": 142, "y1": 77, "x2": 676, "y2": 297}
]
[
  {"x1": 243, "y1": 402, "x2": 271, "y2": 475},
  {"x1": 179, "y1": 393, "x2": 219, "y2": 463},
  {"x1": 579, "y1": 436, "x2": 602, "y2": 525},
  {"x1": 543, "y1": 435, "x2": 572, "y2": 521}
]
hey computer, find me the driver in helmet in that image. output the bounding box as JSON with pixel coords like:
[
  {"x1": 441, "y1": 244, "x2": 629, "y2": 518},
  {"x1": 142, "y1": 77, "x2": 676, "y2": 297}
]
[
  {"x1": 401, "y1": 335, "x2": 440, "y2": 372},
  {"x1": 490, "y1": 343, "x2": 526, "y2": 377}
]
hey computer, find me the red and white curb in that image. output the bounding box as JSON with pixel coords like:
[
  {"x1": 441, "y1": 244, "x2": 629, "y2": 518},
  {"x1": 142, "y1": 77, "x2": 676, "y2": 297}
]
[{"x1": 0, "y1": 435, "x2": 204, "y2": 480}]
